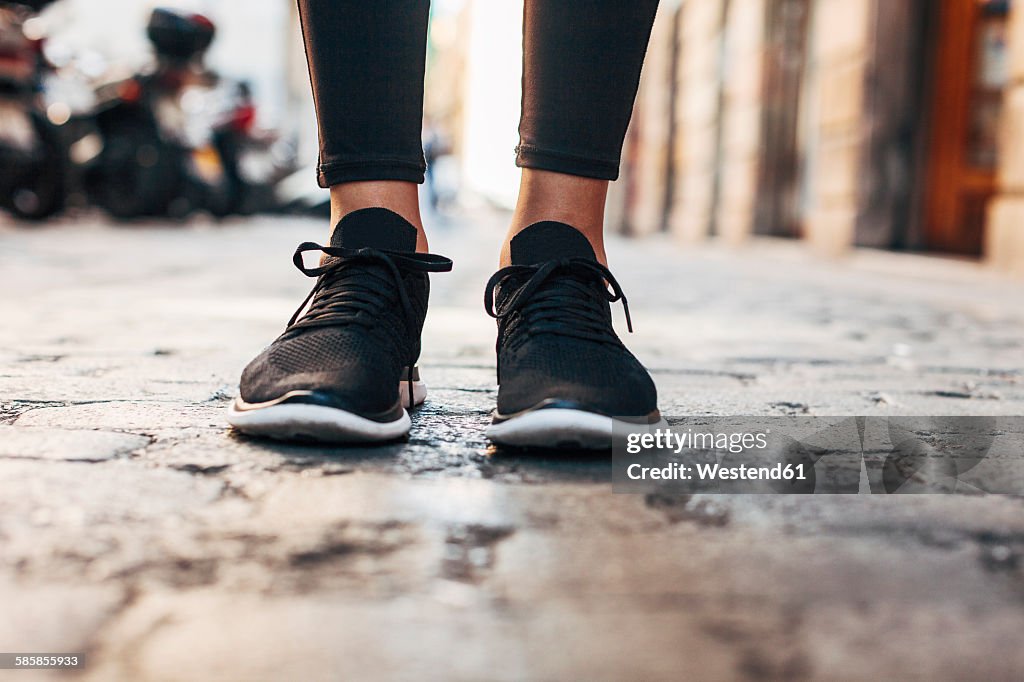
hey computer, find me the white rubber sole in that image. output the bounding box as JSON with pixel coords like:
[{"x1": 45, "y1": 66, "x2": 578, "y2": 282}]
[
  {"x1": 486, "y1": 409, "x2": 662, "y2": 450},
  {"x1": 226, "y1": 380, "x2": 426, "y2": 444}
]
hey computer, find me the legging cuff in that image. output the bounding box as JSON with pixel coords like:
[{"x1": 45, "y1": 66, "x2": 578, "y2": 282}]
[
  {"x1": 317, "y1": 158, "x2": 426, "y2": 187},
  {"x1": 515, "y1": 145, "x2": 620, "y2": 181}
]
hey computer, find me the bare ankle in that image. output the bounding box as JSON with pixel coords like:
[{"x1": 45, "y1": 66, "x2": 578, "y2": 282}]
[
  {"x1": 504, "y1": 169, "x2": 608, "y2": 266},
  {"x1": 329, "y1": 181, "x2": 428, "y2": 252}
]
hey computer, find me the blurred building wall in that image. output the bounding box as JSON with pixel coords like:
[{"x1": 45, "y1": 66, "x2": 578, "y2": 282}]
[
  {"x1": 673, "y1": 0, "x2": 723, "y2": 242},
  {"x1": 614, "y1": 0, "x2": 1024, "y2": 273},
  {"x1": 801, "y1": 0, "x2": 871, "y2": 256}
]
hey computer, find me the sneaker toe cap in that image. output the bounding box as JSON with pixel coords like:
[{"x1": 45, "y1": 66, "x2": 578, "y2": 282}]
[{"x1": 497, "y1": 346, "x2": 657, "y2": 418}]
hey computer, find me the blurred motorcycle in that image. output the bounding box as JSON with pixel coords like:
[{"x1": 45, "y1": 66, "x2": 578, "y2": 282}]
[
  {"x1": 87, "y1": 8, "x2": 215, "y2": 219},
  {"x1": 88, "y1": 8, "x2": 296, "y2": 219},
  {"x1": 0, "y1": 0, "x2": 64, "y2": 220}
]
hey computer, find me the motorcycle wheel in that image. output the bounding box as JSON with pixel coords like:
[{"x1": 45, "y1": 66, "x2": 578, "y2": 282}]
[
  {"x1": 92, "y1": 126, "x2": 182, "y2": 220},
  {"x1": 1, "y1": 117, "x2": 66, "y2": 221}
]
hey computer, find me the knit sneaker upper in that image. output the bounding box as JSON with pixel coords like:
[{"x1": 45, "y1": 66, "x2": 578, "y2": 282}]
[
  {"x1": 238, "y1": 208, "x2": 452, "y2": 421},
  {"x1": 485, "y1": 221, "x2": 658, "y2": 419}
]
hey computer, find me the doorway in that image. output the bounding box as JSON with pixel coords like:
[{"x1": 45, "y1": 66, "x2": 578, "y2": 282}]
[{"x1": 922, "y1": 0, "x2": 1012, "y2": 255}]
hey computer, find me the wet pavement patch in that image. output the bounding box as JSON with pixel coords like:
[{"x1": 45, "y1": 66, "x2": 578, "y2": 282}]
[
  {"x1": 441, "y1": 523, "x2": 515, "y2": 583},
  {"x1": 644, "y1": 493, "x2": 731, "y2": 527}
]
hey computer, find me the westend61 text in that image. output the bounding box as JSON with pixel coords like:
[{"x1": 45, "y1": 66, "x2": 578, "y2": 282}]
[{"x1": 626, "y1": 462, "x2": 808, "y2": 481}]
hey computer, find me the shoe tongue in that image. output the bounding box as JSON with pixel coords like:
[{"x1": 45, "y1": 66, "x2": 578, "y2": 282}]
[
  {"x1": 509, "y1": 221, "x2": 596, "y2": 265},
  {"x1": 330, "y1": 207, "x2": 418, "y2": 252}
]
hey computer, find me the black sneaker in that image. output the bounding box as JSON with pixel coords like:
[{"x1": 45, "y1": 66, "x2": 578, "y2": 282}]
[
  {"x1": 484, "y1": 221, "x2": 660, "y2": 448},
  {"x1": 227, "y1": 208, "x2": 452, "y2": 443}
]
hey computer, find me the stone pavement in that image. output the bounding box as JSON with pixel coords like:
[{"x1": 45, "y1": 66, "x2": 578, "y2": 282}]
[{"x1": 1, "y1": 209, "x2": 1023, "y2": 681}]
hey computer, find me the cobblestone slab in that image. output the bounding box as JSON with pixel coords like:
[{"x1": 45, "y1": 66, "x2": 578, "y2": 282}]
[{"x1": 0, "y1": 426, "x2": 150, "y2": 461}]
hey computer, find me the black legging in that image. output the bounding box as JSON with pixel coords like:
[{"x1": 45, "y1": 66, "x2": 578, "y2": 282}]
[{"x1": 297, "y1": 0, "x2": 660, "y2": 187}]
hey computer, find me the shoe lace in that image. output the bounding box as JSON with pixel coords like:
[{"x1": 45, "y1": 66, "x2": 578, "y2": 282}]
[
  {"x1": 484, "y1": 258, "x2": 633, "y2": 347},
  {"x1": 286, "y1": 241, "x2": 453, "y2": 408}
]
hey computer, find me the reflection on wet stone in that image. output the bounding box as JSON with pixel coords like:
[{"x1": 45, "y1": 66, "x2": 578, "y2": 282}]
[
  {"x1": 441, "y1": 524, "x2": 515, "y2": 583},
  {"x1": 644, "y1": 493, "x2": 730, "y2": 527}
]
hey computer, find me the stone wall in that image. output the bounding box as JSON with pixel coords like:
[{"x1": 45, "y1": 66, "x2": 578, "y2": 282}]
[
  {"x1": 620, "y1": 0, "x2": 873, "y2": 253},
  {"x1": 660, "y1": 0, "x2": 774, "y2": 245},
  {"x1": 800, "y1": 0, "x2": 873, "y2": 256},
  {"x1": 613, "y1": 0, "x2": 1024, "y2": 272},
  {"x1": 669, "y1": 0, "x2": 728, "y2": 242},
  {"x1": 715, "y1": 0, "x2": 768, "y2": 245}
]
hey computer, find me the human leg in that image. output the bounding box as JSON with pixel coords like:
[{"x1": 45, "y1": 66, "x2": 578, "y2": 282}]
[
  {"x1": 487, "y1": 0, "x2": 662, "y2": 448},
  {"x1": 228, "y1": 1, "x2": 450, "y2": 443}
]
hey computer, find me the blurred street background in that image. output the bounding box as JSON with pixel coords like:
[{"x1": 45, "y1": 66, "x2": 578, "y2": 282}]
[
  {"x1": 4, "y1": 0, "x2": 1024, "y2": 270},
  {"x1": 2, "y1": 1, "x2": 1024, "y2": 680}
]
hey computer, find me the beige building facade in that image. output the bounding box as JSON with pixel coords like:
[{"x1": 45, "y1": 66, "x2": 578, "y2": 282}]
[{"x1": 615, "y1": 0, "x2": 1024, "y2": 273}]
